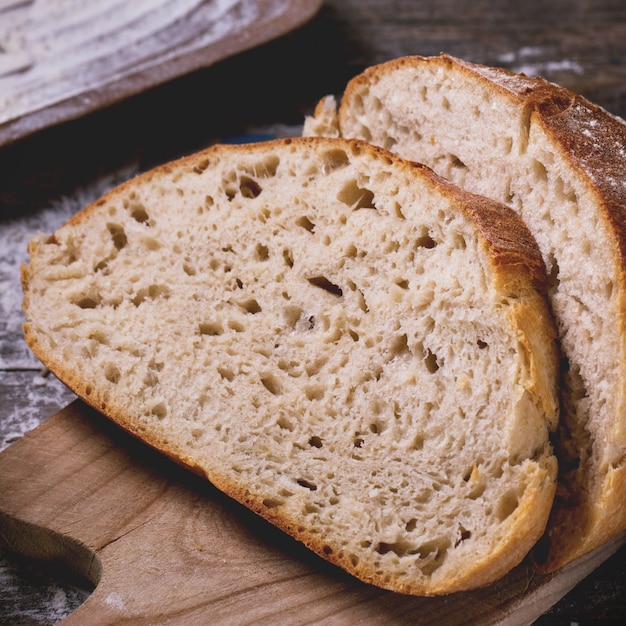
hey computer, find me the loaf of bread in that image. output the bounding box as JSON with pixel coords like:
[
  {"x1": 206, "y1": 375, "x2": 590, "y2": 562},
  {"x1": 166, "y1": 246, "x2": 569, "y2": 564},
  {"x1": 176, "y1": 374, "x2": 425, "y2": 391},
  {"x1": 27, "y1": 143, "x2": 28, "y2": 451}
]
[
  {"x1": 22, "y1": 136, "x2": 559, "y2": 595},
  {"x1": 304, "y1": 54, "x2": 626, "y2": 572}
]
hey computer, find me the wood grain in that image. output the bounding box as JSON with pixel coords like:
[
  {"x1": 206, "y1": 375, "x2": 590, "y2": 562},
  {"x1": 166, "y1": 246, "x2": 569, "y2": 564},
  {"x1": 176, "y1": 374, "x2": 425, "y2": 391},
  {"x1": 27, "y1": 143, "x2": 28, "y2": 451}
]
[
  {"x1": 0, "y1": 0, "x2": 323, "y2": 147},
  {"x1": 0, "y1": 400, "x2": 624, "y2": 625}
]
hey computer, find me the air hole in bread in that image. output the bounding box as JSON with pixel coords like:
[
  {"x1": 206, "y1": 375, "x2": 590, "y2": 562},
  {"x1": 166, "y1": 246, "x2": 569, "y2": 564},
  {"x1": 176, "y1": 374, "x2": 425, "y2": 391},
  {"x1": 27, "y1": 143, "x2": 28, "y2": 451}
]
[
  {"x1": 305, "y1": 356, "x2": 327, "y2": 377},
  {"x1": 455, "y1": 525, "x2": 472, "y2": 547},
  {"x1": 546, "y1": 253, "x2": 560, "y2": 291},
  {"x1": 303, "y1": 504, "x2": 319, "y2": 516},
  {"x1": 227, "y1": 320, "x2": 244, "y2": 333},
  {"x1": 369, "y1": 421, "x2": 383, "y2": 434},
  {"x1": 88, "y1": 330, "x2": 109, "y2": 347},
  {"x1": 239, "y1": 176, "x2": 262, "y2": 199},
  {"x1": 223, "y1": 180, "x2": 237, "y2": 201},
  {"x1": 262, "y1": 497, "x2": 282, "y2": 509},
  {"x1": 297, "y1": 478, "x2": 318, "y2": 491},
  {"x1": 296, "y1": 215, "x2": 315, "y2": 232},
  {"x1": 496, "y1": 491, "x2": 519, "y2": 521},
  {"x1": 104, "y1": 363, "x2": 121, "y2": 384},
  {"x1": 353, "y1": 436, "x2": 364, "y2": 448},
  {"x1": 278, "y1": 359, "x2": 301, "y2": 377},
  {"x1": 277, "y1": 415, "x2": 295, "y2": 431},
  {"x1": 304, "y1": 384, "x2": 324, "y2": 401},
  {"x1": 283, "y1": 305, "x2": 303, "y2": 328},
  {"x1": 308, "y1": 436, "x2": 323, "y2": 448},
  {"x1": 193, "y1": 158, "x2": 209, "y2": 174},
  {"x1": 191, "y1": 427, "x2": 205, "y2": 439},
  {"x1": 238, "y1": 298, "x2": 262, "y2": 314},
  {"x1": 141, "y1": 235, "x2": 161, "y2": 251},
  {"x1": 391, "y1": 333, "x2": 410, "y2": 357},
  {"x1": 132, "y1": 284, "x2": 171, "y2": 307},
  {"x1": 217, "y1": 366, "x2": 235, "y2": 381},
  {"x1": 261, "y1": 374, "x2": 282, "y2": 396},
  {"x1": 337, "y1": 179, "x2": 376, "y2": 211},
  {"x1": 424, "y1": 348, "x2": 440, "y2": 373},
  {"x1": 107, "y1": 223, "x2": 127, "y2": 250},
  {"x1": 554, "y1": 175, "x2": 578, "y2": 205},
  {"x1": 73, "y1": 295, "x2": 100, "y2": 309},
  {"x1": 454, "y1": 234, "x2": 467, "y2": 249},
  {"x1": 199, "y1": 321, "x2": 223, "y2": 336},
  {"x1": 383, "y1": 238, "x2": 400, "y2": 254},
  {"x1": 375, "y1": 539, "x2": 416, "y2": 558},
  {"x1": 394, "y1": 278, "x2": 409, "y2": 290},
  {"x1": 308, "y1": 276, "x2": 343, "y2": 297},
  {"x1": 450, "y1": 155, "x2": 467, "y2": 170},
  {"x1": 468, "y1": 482, "x2": 486, "y2": 500},
  {"x1": 128, "y1": 202, "x2": 150, "y2": 223},
  {"x1": 94, "y1": 259, "x2": 108, "y2": 272},
  {"x1": 416, "y1": 232, "x2": 437, "y2": 249},
  {"x1": 249, "y1": 155, "x2": 279, "y2": 178},
  {"x1": 321, "y1": 148, "x2": 350, "y2": 173},
  {"x1": 255, "y1": 243, "x2": 269, "y2": 260},
  {"x1": 143, "y1": 369, "x2": 158, "y2": 387},
  {"x1": 151, "y1": 403, "x2": 167, "y2": 419},
  {"x1": 417, "y1": 538, "x2": 451, "y2": 574},
  {"x1": 532, "y1": 159, "x2": 548, "y2": 183},
  {"x1": 382, "y1": 135, "x2": 397, "y2": 151},
  {"x1": 282, "y1": 248, "x2": 294, "y2": 267},
  {"x1": 477, "y1": 339, "x2": 488, "y2": 349},
  {"x1": 182, "y1": 262, "x2": 196, "y2": 276}
]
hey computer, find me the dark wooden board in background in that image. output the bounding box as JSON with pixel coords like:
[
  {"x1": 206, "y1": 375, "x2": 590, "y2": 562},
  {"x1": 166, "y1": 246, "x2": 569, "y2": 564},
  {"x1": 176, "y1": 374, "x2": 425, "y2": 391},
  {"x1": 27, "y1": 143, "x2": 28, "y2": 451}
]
[{"x1": 0, "y1": 0, "x2": 323, "y2": 147}]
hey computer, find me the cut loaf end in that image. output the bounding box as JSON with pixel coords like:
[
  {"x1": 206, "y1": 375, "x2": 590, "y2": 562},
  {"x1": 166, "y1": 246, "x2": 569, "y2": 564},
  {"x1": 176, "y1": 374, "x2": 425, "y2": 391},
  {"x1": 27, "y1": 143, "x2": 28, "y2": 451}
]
[
  {"x1": 303, "y1": 54, "x2": 626, "y2": 572},
  {"x1": 22, "y1": 136, "x2": 558, "y2": 595}
]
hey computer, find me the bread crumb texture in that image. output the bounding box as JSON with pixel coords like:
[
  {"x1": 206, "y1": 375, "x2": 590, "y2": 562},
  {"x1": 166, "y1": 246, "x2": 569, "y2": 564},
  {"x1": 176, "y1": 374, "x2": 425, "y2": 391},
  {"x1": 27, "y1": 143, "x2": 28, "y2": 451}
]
[{"x1": 22, "y1": 137, "x2": 557, "y2": 595}]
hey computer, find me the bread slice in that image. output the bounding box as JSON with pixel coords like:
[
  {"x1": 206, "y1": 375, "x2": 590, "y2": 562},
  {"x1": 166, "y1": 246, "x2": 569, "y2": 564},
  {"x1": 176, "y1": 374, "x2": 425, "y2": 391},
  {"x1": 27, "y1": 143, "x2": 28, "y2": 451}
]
[
  {"x1": 22, "y1": 136, "x2": 558, "y2": 595},
  {"x1": 303, "y1": 54, "x2": 626, "y2": 572}
]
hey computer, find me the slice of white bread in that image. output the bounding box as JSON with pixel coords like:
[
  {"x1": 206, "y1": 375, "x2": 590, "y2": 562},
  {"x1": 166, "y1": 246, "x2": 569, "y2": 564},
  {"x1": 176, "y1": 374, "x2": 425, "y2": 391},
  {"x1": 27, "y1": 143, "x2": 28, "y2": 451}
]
[
  {"x1": 21, "y1": 136, "x2": 558, "y2": 595},
  {"x1": 303, "y1": 54, "x2": 626, "y2": 572}
]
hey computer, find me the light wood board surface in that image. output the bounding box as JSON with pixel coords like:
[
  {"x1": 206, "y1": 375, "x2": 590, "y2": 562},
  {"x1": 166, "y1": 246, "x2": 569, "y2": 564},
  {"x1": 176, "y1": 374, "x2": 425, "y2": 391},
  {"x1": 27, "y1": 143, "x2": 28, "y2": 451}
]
[{"x1": 1, "y1": 400, "x2": 624, "y2": 625}]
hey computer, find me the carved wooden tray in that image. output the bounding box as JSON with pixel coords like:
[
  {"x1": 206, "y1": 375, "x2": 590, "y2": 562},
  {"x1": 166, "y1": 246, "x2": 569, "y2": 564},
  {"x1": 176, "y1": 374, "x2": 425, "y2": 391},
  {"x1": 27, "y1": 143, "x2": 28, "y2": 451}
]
[{"x1": 0, "y1": 0, "x2": 322, "y2": 147}]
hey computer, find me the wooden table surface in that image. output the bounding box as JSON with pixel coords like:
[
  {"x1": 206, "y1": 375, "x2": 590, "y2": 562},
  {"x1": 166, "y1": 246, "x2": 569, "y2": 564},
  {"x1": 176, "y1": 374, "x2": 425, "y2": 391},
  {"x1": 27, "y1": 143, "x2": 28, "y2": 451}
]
[{"x1": 1, "y1": 0, "x2": 625, "y2": 623}]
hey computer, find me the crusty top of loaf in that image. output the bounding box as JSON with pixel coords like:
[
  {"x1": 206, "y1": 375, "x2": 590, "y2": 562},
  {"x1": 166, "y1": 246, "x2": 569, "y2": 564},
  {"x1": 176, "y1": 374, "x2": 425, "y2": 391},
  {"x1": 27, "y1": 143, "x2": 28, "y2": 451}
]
[
  {"x1": 22, "y1": 136, "x2": 558, "y2": 595},
  {"x1": 450, "y1": 54, "x2": 626, "y2": 268}
]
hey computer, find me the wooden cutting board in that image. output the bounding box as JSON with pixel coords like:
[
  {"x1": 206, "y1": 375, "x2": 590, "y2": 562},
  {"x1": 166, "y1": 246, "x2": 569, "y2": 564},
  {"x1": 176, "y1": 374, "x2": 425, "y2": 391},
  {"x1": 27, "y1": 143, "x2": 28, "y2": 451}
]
[
  {"x1": 0, "y1": 0, "x2": 322, "y2": 147},
  {"x1": 0, "y1": 400, "x2": 624, "y2": 625}
]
